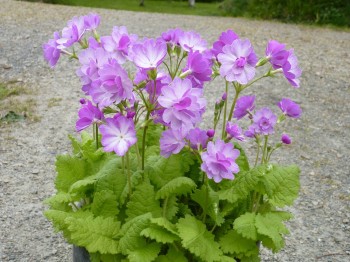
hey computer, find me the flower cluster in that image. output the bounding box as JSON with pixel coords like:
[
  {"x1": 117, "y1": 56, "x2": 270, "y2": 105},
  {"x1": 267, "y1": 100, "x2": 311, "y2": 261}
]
[{"x1": 43, "y1": 14, "x2": 302, "y2": 183}]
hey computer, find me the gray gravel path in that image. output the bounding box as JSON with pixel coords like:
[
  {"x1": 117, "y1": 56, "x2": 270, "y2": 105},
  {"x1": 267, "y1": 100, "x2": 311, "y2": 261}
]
[{"x1": 0, "y1": 0, "x2": 349, "y2": 261}]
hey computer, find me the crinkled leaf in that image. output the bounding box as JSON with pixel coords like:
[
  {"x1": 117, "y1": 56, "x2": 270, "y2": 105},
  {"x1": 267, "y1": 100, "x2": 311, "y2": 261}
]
[
  {"x1": 220, "y1": 229, "x2": 259, "y2": 256},
  {"x1": 155, "y1": 246, "x2": 187, "y2": 262},
  {"x1": 127, "y1": 242, "x2": 161, "y2": 262},
  {"x1": 255, "y1": 212, "x2": 290, "y2": 252},
  {"x1": 120, "y1": 170, "x2": 143, "y2": 204},
  {"x1": 162, "y1": 195, "x2": 178, "y2": 220},
  {"x1": 234, "y1": 212, "x2": 258, "y2": 240},
  {"x1": 141, "y1": 225, "x2": 180, "y2": 243},
  {"x1": 126, "y1": 180, "x2": 162, "y2": 221},
  {"x1": 233, "y1": 142, "x2": 250, "y2": 172},
  {"x1": 118, "y1": 213, "x2": 152, "y2": 254},
  {"x1": 261, "y1": 165, "x2": 300, "y2": 207},
  {"x1": 150, "y1": 217, "x2": 178, "y2": 235},
  {"x1": 96, "y1": 170, "x2": 127, "y2": 203},
  {"x1": 66, "y1": 215, "x2": 120, "y2": 254},
  {"x1": 219, "y1": 165, "x2": 267, "y2": 203},
  {"x1": 91, "y1": 190, "x2": 119, "y2": 218},
  {"x1": 156, "y1": 177, "x2": 196, "y2": 199},
  {"x1": 44, "y1": 192, "x2": 73, "y2": 211},
  {"x1": 176, "y1": 215, "x2": 223, "y2": 262},
  {"x1": 191, "y1": 186, "x2": 224, "y2": 226}
]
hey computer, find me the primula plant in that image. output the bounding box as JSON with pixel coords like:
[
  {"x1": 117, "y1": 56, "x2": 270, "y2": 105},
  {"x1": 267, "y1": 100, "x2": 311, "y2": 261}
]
[{"x1": 43, "y1": 13, "x2": 302, "y2": 262}]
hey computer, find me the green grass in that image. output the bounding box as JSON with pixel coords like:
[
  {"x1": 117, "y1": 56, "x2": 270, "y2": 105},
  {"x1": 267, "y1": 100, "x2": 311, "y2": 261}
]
[{"x1": 45, "y1": 0, "x2": 224, "y2": 17}]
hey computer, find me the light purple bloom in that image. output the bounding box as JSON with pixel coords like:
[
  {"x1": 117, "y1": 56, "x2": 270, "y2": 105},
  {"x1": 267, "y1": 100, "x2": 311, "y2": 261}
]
[
  {"x1": 183, "y1": 51, "x2": 212, "y2": 88},
  {"x1": 201, "y1": 140, "x2": 240, "y2": 183},
  {"x1": 158, "y1": 78, "x2": 206, "y2": 130},
  {"x1": 57, "y1": 16, "x2": 86, "y2": 48},
  {"x1": 234, "y1": 95, "x2": 255, "y2": 120},
  {"x1": 281, "y1": 134, "x2": 292, "y2": 144},
  {"x1": 160, "y1": 128, "x2": 186, "y2": 158},
  {"x1": 161, "y1": 28, "x2": 184, "y2": 47},
  {"x1": 178, "y1": 31, "x2": 207, "y2": 53},
  {"x1": 101, "y1": 26, "x2": 137, "y2": 64},
  {"x1": 282, "y1": 50, "x2": 302, "y2": 88},
  {"x1": 186, "y1": 128, "x2": 208, "y2": 150},
  {"x1": 252, "y1": 108, "x2": 277, "y2": 135},
  {"x1": 277, "y1": 98, "x2": 302, "y2": 118},
  {"x1": 90, "y1": 60, "x2": 134, "y2": 108},
  {"x1": 76, "y1": 100, "x2": 104, "y2": 132},
  {"x1": 218, "y1": 39, "x2": 258, "y2": 84},
  {"x1": 99, "y1": 116, "x2": 137, "y2": 156},
  {"x1": 226, "y1": 122, "x2": 245, "y2": 141},
  {"x1": 212, "y1": 29, "x2": 239, "y2": 57},
  {"x1": 244, "y1": 124, "x2": 258, "y2": 138},
  {"x1": 84, "y1": 13, "x2": 100, "y2": 30},
  {"x1": 42, "y1": 31, "x2": 61, "y2": 68},
  {"x1": 266, "y1": 40, "x2": 289, "y2": 69},
  {"x1": 132, "y1": 38, "x2": 167, "y2": 69},
  {"x1": 76, "y1": 47, "x2": 110, "y2": 95}
]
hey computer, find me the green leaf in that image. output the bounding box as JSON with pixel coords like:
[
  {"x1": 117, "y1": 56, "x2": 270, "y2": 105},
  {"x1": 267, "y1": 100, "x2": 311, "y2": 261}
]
[
  {"x1": 234, "y1": 212, "x2": 258, "y2": 240},
  {"x1": 44, "y1": 192, "x2": 73, "y2": 211},
  {"x1": 137, "y1": 122, "x2": 163, "y2": 148},
  {"x1": 91, "y1": 190, "x2": 119, "y2": 218},
  {"x1": 162, "y1": 195, "x2": 178, "y2": 220},
  {"x1": 150, "y1": 217, "x2": 178, "y2": 235},
  {"x1": 155, "y1": 246, "x2": 187, "y2": 262},
  {"x1": 176, "y1": 215, "x2": 223, "y2": 262},
  {"x1": 191, "y1": 186, "x2": 224, "y2": 226},
  {"x1": 66, "y1": 215, "x2": 120, "y2": 254},
  {"x1": 219, "y1": 165, "x2": 267, "y2": 203},
  {"x1": 118, "y1": 213, "x2": 152, "y2": 254},
  {"x1": 55, "y1": 155, "x2": 88, "y2": 192},
  {"x1": 233, "y1": 142, "x2": 250, "y2": 172},
  {"x1": 126, "y1": 180, "x2": 162, "y2": 221},
  {"x1": 141, "y1": 225, "x2": 180, "y2": 243},
  {"x1": 89, "y1": 253, "x2": 125, "y2": 262},
  {"x1": 120, "y1": 170, "x2": 144, "y2": 204},
  {"x1": 147, "y1": 152, "x2": 193, "y2": 189},
  {"x1": 255, "y1": 212, "x2": 290, "y2": 252},
  {"x1": 127, "y1": 242, "x2": 161, "y2": 262},
  {"x1": 220, "y1": 229, "x2": 259, "y2": 256},
  {"x1": 156, "y1": 177, "x2": 196, "y2": 199},
  {"x1": 96, "y1": 169, "x2": 127, "y2": 203},
  {"x1": 261, "y1": 165, "x2": 300, "y2": 207}
]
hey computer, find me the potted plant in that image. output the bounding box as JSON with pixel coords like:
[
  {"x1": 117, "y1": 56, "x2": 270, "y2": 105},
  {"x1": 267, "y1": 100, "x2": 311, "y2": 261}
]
[{"x1": 43, "y1": 13, "x2": 301, "y2": 262}]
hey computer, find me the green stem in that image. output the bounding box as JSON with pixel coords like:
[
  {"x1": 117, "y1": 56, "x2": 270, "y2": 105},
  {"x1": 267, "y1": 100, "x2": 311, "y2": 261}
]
[
  {"x1": 261, "y1": 136, "x2": 269, "y2": 164},
  {"x1": 173, "y1": 53, "x2": 186, "y2": 78},
  {"x1": 141, "y1": 111, "x2": 151, "y2": 170},
  {"x1": 221, "y1": 81, "x2": 229, "y2": 139},
  {"x1": 163, "y1": 197, "x2": 169, "y2": 218},
  {"x1": 95, "y1": 123, "x2": 99, "y2": 150},
  {"x1": 227, "y1": 87, "x2": 240, "y2": 122},
  {"x1": 254, "y1": 141, "x2": 260, "y2": 167},
  {"x1": 126, "y1": 151, "x2": 132, "y2": 196},
  {"x1": 202, "y1": 177, "x2": 209, "y2": 223},
  {"x1": 241, "y1": 73, "x2": 268, "y2": 91}
]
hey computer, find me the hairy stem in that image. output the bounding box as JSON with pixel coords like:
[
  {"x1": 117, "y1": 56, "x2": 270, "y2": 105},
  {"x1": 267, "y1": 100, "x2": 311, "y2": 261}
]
[
  {"x1": 261, "y1": 136, "x2": 269, "y2": 164},
  {"x1": 221, "y1": 81, "x2": 229, "y2": 139},
  {"x1": 126, "y1": 151, "x2": 132, "y2": 196},
  {"x1": 141, "y1": 111, "x2": 151, "y2": 170}
]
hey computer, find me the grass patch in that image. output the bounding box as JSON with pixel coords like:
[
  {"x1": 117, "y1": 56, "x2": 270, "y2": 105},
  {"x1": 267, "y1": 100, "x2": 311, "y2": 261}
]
[
  {"x1": 0, "y1": 82, "x2": 38, "y2": 124},
  {"x1": 47, "y1": 97, "x2": 62, "y2": 108},
  {"x1": 38, "y1": 0, "x2": 224, "y2": 17}
]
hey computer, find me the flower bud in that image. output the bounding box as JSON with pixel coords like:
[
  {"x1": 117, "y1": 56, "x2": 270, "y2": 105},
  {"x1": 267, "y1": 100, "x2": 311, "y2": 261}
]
[
  {"x1": 206, "y1": 129, "x2": 215, "y2": 138},
  {"x1": 221, "y1": 92, "x2": 227, "y2": 101},
  {"x1": 281, "y1": 134, "x2": 291, "y2": 144},
  {"x1": 79, "y1": 98, "x2": 86, "y2": 104}
]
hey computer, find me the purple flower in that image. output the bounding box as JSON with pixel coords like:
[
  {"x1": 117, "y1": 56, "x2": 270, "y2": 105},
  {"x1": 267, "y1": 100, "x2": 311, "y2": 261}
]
[
  {"x1": 218, "y1": 39, "x2": 258, "y2": 84},
  {"x1": 101, "y1": 26, "x2": 137, "y2": 64},
  {"x1": 132, "y1": 38, "x2": 167, "y2": 69},
  {"x1": 99, "y1": 116, "x2": 137, "y2": 156},
  {"x1": 76, "y1": 100, "x2": 104, "y2": 132},
  {"x1": 186, "y1": 128, "x2": 208, "y2": 150},
  {"x1": 244, "y1": 124, "x2": 258, "y2": 138},
  {"x1": 206, "y1": 129, "x2": 215, "y2": 138},
  {"x1": 282, "y1": 50, "x2": 302, "y2": 88},
  {"x1": 252, "y1": 108, "x2": 277, "y2": 135},
  {"x1": 161, "y1": 28, "x2": 184, "y2": 47},
  {"x1": 57, "y1": 16, "x2": 86, "y2": 48},
  {"x1": 234, "y1": 95, "x2": 255, "y2": 120},
  {"x1": 76, "y1": 47, "x2": 110, "y2": 95},
  {"x1": 42, "y1": 31, "x2": 61, "y2": 68},
  {"x1": 226, "y1": 122, "x2": 245, "y2": 141},
  {"x1": 277, "y1": 98, "x2": 302, "y2": 118},
  {"x1": 183, "y1": 51, "x2": 212, "y2": 88},
  {"x1": 201, "y1": 140, "x2": 240, "y2": 183},
  {"x1": 212, "y1": 29, "x2": 239, "y2": 57},
  {"x1": 84, "y1": 13, "x2": 100, "y2": 30},
  {"x1": 158, "y1": 78, "x2": 206, "y2": 130},
  {"x1": 281, "y1": 134, "x2": 292, "y2": 144},
  {"x1": 178, "y1": 31, "x2": 207, "y2": 53},
  {"x1": 160, "y1": 128, "x2": 186, "y2": 158},
  {"x1": 266, "y1": 40, "x2": 289, "y2": 69},
  {"x1": 90, "y1": 60, "x2": 134, "y2": 108}
]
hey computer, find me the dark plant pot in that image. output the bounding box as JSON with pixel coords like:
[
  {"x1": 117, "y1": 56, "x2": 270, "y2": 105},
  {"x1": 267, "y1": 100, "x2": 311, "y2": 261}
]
[{"x1": 73, "y1": 245, "x2": 90, "y2": 262}]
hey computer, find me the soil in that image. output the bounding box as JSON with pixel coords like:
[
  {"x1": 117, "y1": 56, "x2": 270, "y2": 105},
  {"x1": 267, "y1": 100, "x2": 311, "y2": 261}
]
[{"x1": 0, "y1": 0, "x2": 349, "y2": 261}]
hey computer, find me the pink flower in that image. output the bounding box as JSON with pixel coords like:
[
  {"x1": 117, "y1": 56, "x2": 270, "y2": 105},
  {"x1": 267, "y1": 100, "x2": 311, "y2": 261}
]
[
  {"x1": 218, "y1": 39, "x2": 257, "y2": 84},
  {"x1": 277, "y1": 98, "x2": 302, "y2": 118},
  {"x1": 132, "y1": 38, "x2": 167, "y2": 69},
  {"x1": 183, "y1": 51, "x2": 212, "y2": 88},
  {"x1": 252, "y1": 108, "x2": 277, "y2": 135},
  {"x1": 212, "y1": 29, "x2": 239, "y2": 57},
  {"x1": 186, "y1": 128, "x2": 209, "y2": 150},
  {"x1": 99, "y1": 116, "x2": 137, "y2": 156},
  {"x1": 178, "y1": 31, "x2": 207, "y2": 53},
  {"x1": 265, "y1": 40, "x2": 289, "y2": 69},
  {"x1": 226, "y1": 122, "x2": 245, "y2": 141},
  {"x1": 76, "y1": 100, "x2": 104, "y2": 132},
  {"x1": 83, "y1": 13, "x2": 100, "y2": 30},
  {"x1": 158, "y1": 78, "x2": 206, "y2": 130},
  {"x1": 234, "y1": 95, "x2": 255, "y2": 120},
  {"x1": 160, "y1": 128, "x2": 186, "y2": 158},
  {"x1": 282, "y1": 50, "x2": 302, "y2": 88},
  {"x1": 42, "y1": 32, "x2": 61, "y2": 68},
  {"x1": 201, "y1": 140, "x2": 240, "y2": 183},
  {"x1": 57, "y1": 16, "x2": 86, "y2": 48}
]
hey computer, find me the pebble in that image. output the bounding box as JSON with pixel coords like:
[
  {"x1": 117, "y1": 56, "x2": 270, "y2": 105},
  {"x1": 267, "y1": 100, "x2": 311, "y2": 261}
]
[{"x1": 32, "y1": 170, "x2": 40, "y2": 174}]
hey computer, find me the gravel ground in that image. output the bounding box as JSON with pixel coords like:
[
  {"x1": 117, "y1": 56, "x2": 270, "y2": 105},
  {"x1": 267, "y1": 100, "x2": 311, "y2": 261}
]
[{"x1": 0, "y1": 0, "x2": 349, "y2": 261}]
